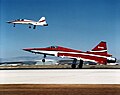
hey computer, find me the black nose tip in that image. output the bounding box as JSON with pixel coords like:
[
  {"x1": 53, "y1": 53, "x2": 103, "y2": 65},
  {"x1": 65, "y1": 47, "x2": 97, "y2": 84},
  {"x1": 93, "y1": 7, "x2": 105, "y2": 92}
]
[
  {"x1": 23, "y1": 48, "x2": 29, "y2": 51},
  {"x1": 44, "y1": 24, "x2": 48, "y2": 26}
]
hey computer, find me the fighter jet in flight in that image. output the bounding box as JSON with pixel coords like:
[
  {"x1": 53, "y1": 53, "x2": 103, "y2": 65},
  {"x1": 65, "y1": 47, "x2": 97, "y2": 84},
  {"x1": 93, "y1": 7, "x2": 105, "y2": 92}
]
[{"x1": 7, "y1": 17, "x2": 48, "y2": 29}]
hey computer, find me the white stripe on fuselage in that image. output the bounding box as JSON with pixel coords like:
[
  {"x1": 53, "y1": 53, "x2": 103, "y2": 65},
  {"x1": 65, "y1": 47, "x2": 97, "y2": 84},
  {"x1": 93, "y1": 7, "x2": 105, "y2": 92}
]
[
  {"x1": 12, "y1": 21, "x2": 33, "y2": 24},
  {"x1": 31, "y1": 50, "x2": 58, "y2": 56},
  {"x1": 89, "y1": 50, "x2": 107, "y2": 52},
  {"x1": 31, "y1": 50, "x2": 111, "y2": 59}
]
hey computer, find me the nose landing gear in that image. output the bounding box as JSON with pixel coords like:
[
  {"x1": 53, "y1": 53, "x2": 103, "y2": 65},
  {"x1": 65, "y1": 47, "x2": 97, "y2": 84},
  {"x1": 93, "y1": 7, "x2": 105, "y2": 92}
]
[
  {"x1": 42, "y1": 59, "x2": 45, "y2": 63},
  {"x1": 13, "y1": 24, "x2": 15, "y2": 27},
  {"x1": 42, "y1": 54, "x2": 46, "y2": 63},
  {"x1": 29, "y1": 26, "x2": 31, "y2": 28}
]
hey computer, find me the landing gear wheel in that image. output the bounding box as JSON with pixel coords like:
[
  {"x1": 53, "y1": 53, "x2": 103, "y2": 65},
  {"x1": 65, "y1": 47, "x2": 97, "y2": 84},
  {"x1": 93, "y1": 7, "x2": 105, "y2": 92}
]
[
  {"x1": 42, "y1": 59, "x2": 45, "y2": 63},
  {"x1": 78, "y1": 60, "x2": 83, "y2": 69},
  {"x1": 13, "y1": 24, "x2": 15, "y2": 27},
  {"x1": 71, "y1": 64, "x2": 76, "y2": 69},
  {"x1": 29, "y1": 26, "x2": 31, "y2": 28}
]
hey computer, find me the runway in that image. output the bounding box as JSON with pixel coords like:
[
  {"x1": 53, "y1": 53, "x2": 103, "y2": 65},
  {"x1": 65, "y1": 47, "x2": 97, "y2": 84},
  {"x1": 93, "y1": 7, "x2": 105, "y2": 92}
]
[{"x1": 0, "y1": 69, "x2": 120, "y2": 84}]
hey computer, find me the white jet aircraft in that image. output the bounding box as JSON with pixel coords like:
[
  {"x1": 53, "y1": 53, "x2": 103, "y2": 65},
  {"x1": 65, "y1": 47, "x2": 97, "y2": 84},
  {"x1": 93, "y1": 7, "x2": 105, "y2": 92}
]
[{"x1": 7, "y1": 17, "x2": 48, "y2": 29}]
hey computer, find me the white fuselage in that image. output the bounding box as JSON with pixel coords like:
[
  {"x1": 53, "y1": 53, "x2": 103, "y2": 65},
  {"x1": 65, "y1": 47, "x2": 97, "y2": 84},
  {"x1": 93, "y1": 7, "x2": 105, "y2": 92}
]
[{"x1": 12, "y1": 20, "x2": 43, "y2": 26}]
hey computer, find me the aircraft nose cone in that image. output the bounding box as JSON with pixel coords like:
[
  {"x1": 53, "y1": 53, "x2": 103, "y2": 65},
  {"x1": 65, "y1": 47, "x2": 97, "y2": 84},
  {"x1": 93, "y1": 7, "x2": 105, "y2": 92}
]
[
  {"x1": 6, "y1": 21, "x2": 11, "y2": 23},
  {"x1": 23, "y1": 48, "x2": 31, "y2": 51}
]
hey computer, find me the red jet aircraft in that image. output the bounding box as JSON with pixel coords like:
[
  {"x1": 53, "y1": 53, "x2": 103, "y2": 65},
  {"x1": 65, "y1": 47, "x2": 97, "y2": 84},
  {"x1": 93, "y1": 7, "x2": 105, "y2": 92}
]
[{"x1": 23, "y1": 41, "x2": 116, "y2": 68}]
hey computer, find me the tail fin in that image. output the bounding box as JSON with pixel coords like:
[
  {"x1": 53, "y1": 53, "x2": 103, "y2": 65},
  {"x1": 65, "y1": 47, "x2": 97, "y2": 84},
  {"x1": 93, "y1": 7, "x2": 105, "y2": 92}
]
[
  {"x1": 38, "y1": 17, "x2": 48, "y2": 26},
  {"x1": 39, "y1": 17, "x2": 46, "y2": 22},
  {"x1": 90, "y1": 41, "x2": 107, "y2": 53}
]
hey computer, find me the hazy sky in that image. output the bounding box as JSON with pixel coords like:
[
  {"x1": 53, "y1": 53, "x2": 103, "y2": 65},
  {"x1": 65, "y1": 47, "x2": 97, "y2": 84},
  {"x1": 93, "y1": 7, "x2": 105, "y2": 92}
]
[{"x1": 1, "y1": 0, "x2": 120, "y2": 59}]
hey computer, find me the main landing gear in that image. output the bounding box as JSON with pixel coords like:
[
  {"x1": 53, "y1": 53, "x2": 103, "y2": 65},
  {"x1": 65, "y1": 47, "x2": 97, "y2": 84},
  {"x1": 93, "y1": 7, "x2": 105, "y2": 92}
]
[
  {"x1": 78, "y1": 60, "x2": 83, "y2": 69},
  {"x1": 33, "y1": 25, "x2": 36, "y2": 29},
  {"x1": 71, "y1": 59, "x2": 83, "y2": 69},
  {"x1": 71, "y1": 59, "x2": 77, "y2": 69}
]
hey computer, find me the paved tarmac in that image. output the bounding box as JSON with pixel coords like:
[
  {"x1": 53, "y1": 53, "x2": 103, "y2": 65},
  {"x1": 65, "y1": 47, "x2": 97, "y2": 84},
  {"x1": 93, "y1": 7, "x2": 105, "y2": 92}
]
[{"x1": 0, "y1": 69, "x2": 120, "y2": 84}]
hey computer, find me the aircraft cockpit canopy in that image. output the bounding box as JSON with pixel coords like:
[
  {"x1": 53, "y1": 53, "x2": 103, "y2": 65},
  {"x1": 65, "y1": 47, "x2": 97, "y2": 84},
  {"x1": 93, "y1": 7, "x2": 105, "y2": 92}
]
[
  {"x1": 15, "y1": 19, "x2": 24, "y2": 21},
  {"x1": 48, "y1": 46, "x2": 58, "y2": 49}
]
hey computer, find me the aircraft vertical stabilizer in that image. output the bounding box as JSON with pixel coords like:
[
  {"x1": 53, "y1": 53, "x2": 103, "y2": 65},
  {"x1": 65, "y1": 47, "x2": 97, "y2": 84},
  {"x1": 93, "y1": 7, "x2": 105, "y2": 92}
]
[
  {"x1": 38, "y1": 17, "x2": 48, "y2": 26},
  {"x1": 91, "y1": 41, "x2": 107, "y2": 53}
]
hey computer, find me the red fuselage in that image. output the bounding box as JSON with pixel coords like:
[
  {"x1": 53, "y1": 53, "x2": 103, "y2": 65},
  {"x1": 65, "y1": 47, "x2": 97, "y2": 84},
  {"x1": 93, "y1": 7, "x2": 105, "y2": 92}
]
[{"x1": 23, "y1": 45, "x2": 116, "y2": 64}]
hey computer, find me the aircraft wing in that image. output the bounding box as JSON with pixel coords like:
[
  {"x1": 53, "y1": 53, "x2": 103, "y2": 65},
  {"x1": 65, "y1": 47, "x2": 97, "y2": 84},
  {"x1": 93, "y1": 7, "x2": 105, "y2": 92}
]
[
  {"x1": 23, "y1": 49, "x2": 55, "y2": 56},
  {"x1": 7, "y1": 19, "x2": 33, "y2": 24}
]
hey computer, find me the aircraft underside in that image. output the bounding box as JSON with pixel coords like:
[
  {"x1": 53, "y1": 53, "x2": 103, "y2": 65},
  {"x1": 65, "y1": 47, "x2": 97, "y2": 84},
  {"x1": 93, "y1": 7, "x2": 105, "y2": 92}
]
[
  {"x1": 41, "y1": 55, "x2": 83, "y2": 69},
  {"x1": 13, "y1": 23, "x2": 37, "y2": 29}
]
